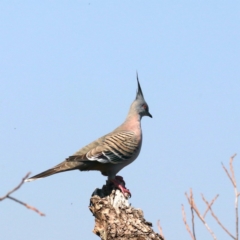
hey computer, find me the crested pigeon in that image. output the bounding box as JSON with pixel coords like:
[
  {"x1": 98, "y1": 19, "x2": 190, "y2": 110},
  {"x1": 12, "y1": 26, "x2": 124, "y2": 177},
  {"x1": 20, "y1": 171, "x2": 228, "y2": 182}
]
[{"x1": 25, "y1": 74, "x2": 152, "y2": 196}]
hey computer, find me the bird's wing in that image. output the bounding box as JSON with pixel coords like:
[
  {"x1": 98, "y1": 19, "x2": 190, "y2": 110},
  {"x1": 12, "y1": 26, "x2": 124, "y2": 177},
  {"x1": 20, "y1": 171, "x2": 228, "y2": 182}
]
[{"x1": 67, "y1": 131, "x2": 139, "y2": 164}]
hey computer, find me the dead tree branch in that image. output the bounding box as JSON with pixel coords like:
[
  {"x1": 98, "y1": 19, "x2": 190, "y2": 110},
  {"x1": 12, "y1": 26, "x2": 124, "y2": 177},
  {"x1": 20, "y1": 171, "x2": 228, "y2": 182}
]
[
  {"x1": 183, "y1": 154, "x2": 239, "y2": 240},
  {"x1": 182, "y1": 203, "x2": 195, "y2": 240},
  {"x1": 184, "y1": 189, "x2": 217, "y2": 240},
  {"x1": 0, "y1": 172, "x2": 45, "y2": 216},
  {"x1": 201, "y1": 194, "x2": 234, "y2": 239},
  {"x1": 89, "y1": 181, "x2": 164, "y2": 240},
  {"x1": 157, "y1": 220, "x2": 165, "y2": 240},
  {"x1": 203, "y1": 194, "x2": 218, "y2": 218},
  {"x1": 221, "y1": 154, "x2": 239, "y2": 240}
]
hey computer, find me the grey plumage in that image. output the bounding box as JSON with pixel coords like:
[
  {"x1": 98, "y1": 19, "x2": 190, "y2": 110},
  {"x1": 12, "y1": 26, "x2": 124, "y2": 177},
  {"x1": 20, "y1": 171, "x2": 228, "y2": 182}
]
[{"x1": 25, "y1": 74, "x2": 152, "y2": 182}]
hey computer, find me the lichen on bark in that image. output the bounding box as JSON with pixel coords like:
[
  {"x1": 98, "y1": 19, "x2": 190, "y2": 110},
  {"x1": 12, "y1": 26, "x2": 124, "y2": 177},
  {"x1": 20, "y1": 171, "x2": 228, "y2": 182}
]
[{"x1": 89, "y1": 181, "x2": 164, "y2": 240}]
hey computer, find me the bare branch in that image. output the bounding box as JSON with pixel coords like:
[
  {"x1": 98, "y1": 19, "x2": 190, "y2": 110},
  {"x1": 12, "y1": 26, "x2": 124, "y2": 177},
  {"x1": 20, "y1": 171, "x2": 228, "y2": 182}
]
[
  {"x1": 185, "y1": 190, "x2": 217, "y2": 240},
  {"x1": 0, "y1": 172, "x2": 31, "y2": 200},
  {"x1": 230, "y1": 154, "x2": 237, "y2": 187},
  {"x1": 201, "y1": 194, "x2": 234, "y2": 239},
  {"x1": 229, "y1": 154, "x2": 239, "y2": 240},
  {"x1": 182, "y1": 204, "x2": 195, "y2": 240},
  {"x1": 0, "y1": 172, "x2": 45, "y2": 217},
  {"x1": 191, "y1": 204, "x2": 196, "y2": 240},
  {"x1": 203, "y1": 194, "x2": 219, "y2": 218},
  {"x1": 222, "y1": 163, "x2": 235, "y2": 188},
  {"x1": 189, "y1": 189, "x2": 196, "y2": 239},
  {"x1": 157, "y1": 220, "x2": 165, "y2": 240},
  {"x1": 7, "y1": 196, "x2": 45, "y2": 217},
  {"x1": 222, "y1": 154, "x2": 239, "y2": 240},
  {"x1": 183, "y1": 155, "x2": 240, "y2": 240}
]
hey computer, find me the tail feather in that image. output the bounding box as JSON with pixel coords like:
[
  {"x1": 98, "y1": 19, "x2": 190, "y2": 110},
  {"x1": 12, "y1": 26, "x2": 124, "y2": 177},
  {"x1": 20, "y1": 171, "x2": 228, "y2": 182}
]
[
  {"x1": 25, "y1": 159, "x2": 104, "y2": 182},
  {"x1": 25, "y1": 168, "x2": 63, "y2": 182},
  {"x1": 24, "y1": 161, "x2": 80, "y2": 182}
]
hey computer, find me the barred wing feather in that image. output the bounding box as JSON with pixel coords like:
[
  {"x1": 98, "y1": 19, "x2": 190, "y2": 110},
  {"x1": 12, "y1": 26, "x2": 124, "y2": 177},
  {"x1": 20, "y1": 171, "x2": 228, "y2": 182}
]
[{"x1": 87, "y1": 131, "x2": 139, "y2": 164}]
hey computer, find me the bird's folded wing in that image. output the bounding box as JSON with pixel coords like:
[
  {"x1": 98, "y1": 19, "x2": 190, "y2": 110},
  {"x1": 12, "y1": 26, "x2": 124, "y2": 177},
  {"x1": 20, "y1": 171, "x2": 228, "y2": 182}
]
[{"x1": 67, "y1": 131, "x2": 139, "y2": 164}]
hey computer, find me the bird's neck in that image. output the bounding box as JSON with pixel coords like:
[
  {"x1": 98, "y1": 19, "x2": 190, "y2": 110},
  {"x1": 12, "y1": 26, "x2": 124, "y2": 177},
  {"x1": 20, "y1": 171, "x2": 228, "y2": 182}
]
[
  {"x1": 123, "y1": 113, "x2": 141, "y2": 132},
  {"x1": 113, "y1": 112, "x2": 142, "y2": 142}
]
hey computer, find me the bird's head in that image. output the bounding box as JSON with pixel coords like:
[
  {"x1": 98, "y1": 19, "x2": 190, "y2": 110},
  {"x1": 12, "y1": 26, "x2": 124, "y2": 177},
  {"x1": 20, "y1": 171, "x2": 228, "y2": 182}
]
[{"x1": 130, "y1": 73, "x2": 152, "y2": 119}]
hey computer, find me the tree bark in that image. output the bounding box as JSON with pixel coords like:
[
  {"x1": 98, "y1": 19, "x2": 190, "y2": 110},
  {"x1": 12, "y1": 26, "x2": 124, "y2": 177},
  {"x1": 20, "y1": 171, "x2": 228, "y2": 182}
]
[{"x1": 89, "y1": 181, "x2": 164, "y2": 240}]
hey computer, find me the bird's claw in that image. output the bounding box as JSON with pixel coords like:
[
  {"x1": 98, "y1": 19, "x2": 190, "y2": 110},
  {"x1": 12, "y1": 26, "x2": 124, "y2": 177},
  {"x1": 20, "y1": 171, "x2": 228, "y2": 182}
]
[{"x1": 111, "y1": 176, "x2": 131, "y2": 198}]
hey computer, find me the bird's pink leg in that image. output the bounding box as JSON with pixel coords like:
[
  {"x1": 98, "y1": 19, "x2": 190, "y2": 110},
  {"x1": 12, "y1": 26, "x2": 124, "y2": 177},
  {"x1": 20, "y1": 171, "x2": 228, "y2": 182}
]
[{"x1": 111, "y1": 175, "x2": 131, "y2": 198}]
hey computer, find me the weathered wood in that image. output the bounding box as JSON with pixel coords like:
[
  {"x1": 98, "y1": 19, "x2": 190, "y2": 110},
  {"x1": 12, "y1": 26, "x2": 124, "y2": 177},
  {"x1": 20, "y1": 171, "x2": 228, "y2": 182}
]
[{"x1": 89, "y1": 181, "x2": 164, "y2": 240}]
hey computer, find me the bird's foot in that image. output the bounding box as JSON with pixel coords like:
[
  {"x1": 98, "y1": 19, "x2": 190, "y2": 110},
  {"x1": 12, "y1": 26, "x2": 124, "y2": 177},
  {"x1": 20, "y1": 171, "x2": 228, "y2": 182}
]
[
  {"x1": 115, "y1": 175, "x2": 126, "y2": 185},
  {"x1": 111, "y1": 176, "x2": 131, "y2": 198}
]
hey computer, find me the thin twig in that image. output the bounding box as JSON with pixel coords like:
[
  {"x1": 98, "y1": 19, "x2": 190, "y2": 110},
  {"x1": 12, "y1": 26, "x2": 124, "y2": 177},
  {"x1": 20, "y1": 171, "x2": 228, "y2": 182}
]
[
  {"x1": 203, "y1": 194, "x2": 219, "y2": 218},
  {"x1": 189, "y1": 189, "x2": 196, "y2": 239},
  {"x1": 222, "y1": 154, "x2": 239, "y2": 240},
  {"x1": 7, "y1": 196, "x2": 45, "y2": 216},
  {"x1": 185, "y1": 190, "x2": 217, "y2": 240},
  {"x1": 224, "y1": 154, "x2": 238, "y2": 240},
  {"x1": 182, "y1": 204, "x2": 195, "y2": 240},
  {"x1": 0, "y1": 172, "x2": 31, "y2": 200},
  {"x1": 229, "y1": 154, "x2": 239, "y2": 240},
  {"x1": 201, "y1": 194, "x2": 234, "y2": 239},
  {"x1": 0, "y1": 172, "x2": 45, "y2": 216},
  {"x1": 222, "y1": 163, "x2": 235, "y2": 188},
  {"x1": 157, "y1": 220, "x2": 165, "y2": 240},
  {"x1": 230, "y1": 154, "x2": 237, "y2": 187},
  {"x1": 184, "y1": 155, "x2": 239, "y2": 240},
  {"x1": 191, "y1": 205, "x2": 196, "y2": 240}
]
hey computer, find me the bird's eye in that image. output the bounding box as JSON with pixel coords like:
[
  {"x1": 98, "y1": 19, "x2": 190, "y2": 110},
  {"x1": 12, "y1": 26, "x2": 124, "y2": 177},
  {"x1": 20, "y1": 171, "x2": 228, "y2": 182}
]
[{"x1": 142, "y1": 104, "x2": 147, "y2": 110}]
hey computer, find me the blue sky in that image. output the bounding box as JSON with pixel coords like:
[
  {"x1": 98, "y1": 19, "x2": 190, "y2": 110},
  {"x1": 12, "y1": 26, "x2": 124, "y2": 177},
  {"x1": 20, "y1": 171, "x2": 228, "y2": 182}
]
[{"x1": 1, "y1": 1, "x2": 240, "y2": 239}]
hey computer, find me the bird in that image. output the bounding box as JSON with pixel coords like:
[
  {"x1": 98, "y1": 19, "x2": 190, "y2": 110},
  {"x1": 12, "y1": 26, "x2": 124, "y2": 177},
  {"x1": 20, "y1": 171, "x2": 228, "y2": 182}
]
[{"x1": 25, "y1": 74, "x2": 152, "y2": 196}]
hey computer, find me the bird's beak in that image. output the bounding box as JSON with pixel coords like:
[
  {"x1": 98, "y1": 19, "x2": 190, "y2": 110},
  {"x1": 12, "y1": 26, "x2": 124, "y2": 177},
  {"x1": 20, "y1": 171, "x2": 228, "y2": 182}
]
[{"x1": 147, "y1": 112, "x2": 152, "y2": 118}]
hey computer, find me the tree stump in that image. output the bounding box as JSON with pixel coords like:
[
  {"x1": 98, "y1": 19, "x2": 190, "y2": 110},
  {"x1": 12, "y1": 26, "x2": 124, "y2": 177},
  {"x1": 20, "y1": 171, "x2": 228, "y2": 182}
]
[{"x1": 89, "y1": 181, "x2": 164, "y2": 240}]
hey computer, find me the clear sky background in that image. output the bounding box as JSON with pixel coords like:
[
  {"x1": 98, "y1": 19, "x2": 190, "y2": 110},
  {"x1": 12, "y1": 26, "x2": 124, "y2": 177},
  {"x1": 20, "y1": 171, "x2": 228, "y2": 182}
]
[{"x1": 1, "y1": 1, "x2": 240, "y2": 240}]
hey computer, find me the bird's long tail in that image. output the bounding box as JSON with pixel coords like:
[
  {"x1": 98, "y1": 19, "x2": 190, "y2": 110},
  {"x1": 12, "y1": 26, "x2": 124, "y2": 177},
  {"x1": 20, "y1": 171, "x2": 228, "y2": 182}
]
[
  {"x1": 25, "y1": 168, "x2": 62, "y2": 182},
  {"x1": 24, "y1": 161, "x2": 80, "y2": 182}
]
